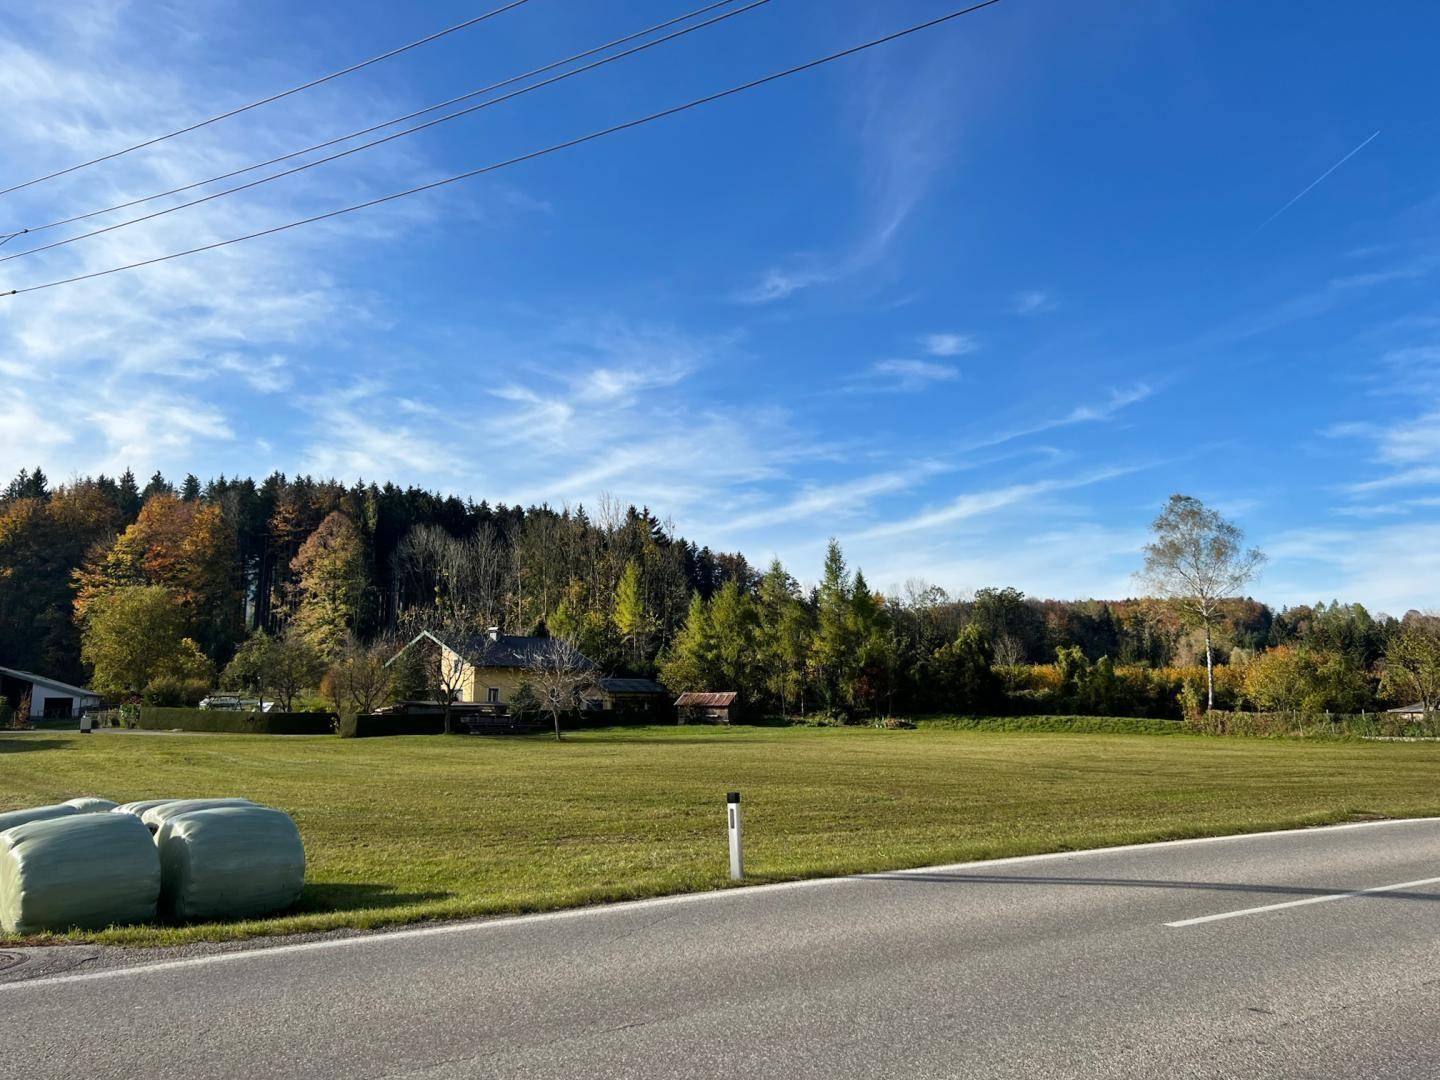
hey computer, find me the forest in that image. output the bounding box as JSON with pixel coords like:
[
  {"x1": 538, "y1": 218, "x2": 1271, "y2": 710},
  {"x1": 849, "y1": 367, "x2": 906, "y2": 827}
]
[{"x1": 0, "y1": 465, "x2": 1435, "y2": 722}]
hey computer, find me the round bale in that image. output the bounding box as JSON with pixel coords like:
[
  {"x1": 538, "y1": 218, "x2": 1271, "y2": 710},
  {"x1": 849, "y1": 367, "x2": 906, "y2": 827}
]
[
  {"x1": 0, "y1": 813, "x2": 160, "y2": 934},
  {"x1": 155, "y1": 806, "x2": 306, "y2": 922}
]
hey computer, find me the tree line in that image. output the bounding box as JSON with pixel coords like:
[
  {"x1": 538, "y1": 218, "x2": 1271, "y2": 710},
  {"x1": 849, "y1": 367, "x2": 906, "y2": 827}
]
[{"x1": 2, "y1": 466, "x2": 1438, "y2": 721}]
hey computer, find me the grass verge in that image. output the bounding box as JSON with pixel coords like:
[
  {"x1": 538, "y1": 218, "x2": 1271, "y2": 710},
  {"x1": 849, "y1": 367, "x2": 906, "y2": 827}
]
[{"x1": 2, "y1": 722, "x2": 1439, "y2": 947}]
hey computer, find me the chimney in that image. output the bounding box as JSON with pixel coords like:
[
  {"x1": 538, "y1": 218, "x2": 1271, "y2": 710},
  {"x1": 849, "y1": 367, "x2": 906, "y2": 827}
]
[{"x1": 486, "y1": 626, "x2": 500, "y2": 643}]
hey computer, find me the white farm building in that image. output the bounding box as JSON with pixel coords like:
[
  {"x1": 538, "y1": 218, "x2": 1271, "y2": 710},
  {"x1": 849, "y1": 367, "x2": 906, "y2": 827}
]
[{"x1": 0, "y1": 666, "x2": 103, "y2": 719}]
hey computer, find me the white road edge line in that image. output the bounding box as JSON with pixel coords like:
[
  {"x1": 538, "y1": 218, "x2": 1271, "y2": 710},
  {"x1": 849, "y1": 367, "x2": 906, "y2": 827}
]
[
  {"x1": 2, "y1": 816, "x2": 1435, "y2": 992},
  {"x1": 1165, "y1": 874, "x2": 1440, "y2": 928}
]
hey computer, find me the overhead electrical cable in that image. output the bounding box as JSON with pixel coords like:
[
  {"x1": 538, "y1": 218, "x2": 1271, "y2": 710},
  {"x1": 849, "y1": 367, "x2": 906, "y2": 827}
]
[
  {"x1": 0, "y1": 0, "x2": 771, "y2": 263},
  {"x1": 1, "y1": 0, "x2": 1006, "y2": 298},
  {"x1": 0, "y1": 0, "x2": 749, "y2": 243},
  {"x1": 0, "y1": 0, "x2": 536, "y2": 199}
]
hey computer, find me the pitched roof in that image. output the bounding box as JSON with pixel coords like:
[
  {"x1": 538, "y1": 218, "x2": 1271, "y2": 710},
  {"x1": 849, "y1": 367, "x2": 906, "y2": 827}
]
[
  {"x1": 402, "y1": 631, "x2": 595, "y2": 670},
  {"x1": 675, "y1": 691, "x2": 737, "y2": 708},
  {"x1": 597, "y1": 677, "x2": 667, "y2": 695},
  {"x1": 0, "y1": 665, "x2": 100, "y2": 700}
]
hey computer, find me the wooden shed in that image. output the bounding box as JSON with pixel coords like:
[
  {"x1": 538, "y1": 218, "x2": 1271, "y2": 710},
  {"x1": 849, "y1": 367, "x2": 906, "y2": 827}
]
[{"x1": 674, "y1": 691, "x2": 738, "y2": 725}]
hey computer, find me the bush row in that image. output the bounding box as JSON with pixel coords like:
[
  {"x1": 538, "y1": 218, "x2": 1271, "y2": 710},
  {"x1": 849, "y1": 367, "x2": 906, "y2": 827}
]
[
  {"x1": 1184, "y1": 710, "x2": 1440, "y2": 739},
  {"x1": 134, "y1": 708, "x2": 336, "y2": 735}
]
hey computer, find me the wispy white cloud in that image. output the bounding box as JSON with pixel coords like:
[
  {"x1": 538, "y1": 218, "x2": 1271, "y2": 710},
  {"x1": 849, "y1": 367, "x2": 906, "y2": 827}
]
[
  {"x1": 1010, "y1": 289, "x2": 1056, "y2": 315},
  {"x1": 736, "y1": 38, "x2": 966, "y2": 304},
  {"x1": 716, "y1": 460, "x2": 954, "y2": 534},
  {"x1": 962, "y1": 383, "x2": 1155, "y2": 452},
  {"x1": 860, "y1": 358, "x2": 960, "y2": 392},
  {"x1": 850, "y1": 464, "x2": 1146, "y2": 543},
  {"x1": 921, "y1": 332, "x2": 979, "y2": 357}
]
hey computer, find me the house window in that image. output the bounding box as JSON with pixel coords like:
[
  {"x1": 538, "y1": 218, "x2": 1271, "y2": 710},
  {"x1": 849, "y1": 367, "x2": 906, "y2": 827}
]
[{"x1": 486, "y1": 687, "x2": 500, "y2": 704}]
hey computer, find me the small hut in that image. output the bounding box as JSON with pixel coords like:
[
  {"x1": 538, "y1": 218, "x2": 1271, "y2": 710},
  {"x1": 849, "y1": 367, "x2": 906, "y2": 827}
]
[{"x1": 674, "y1": 691, "x2": 738, "y2": 725}]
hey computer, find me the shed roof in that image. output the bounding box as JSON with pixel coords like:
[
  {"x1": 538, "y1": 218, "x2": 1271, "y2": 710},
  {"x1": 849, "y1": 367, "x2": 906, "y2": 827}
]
[
  {"x1": 675, "y1": 691, "x2": 738, "y2": 708},
  {"x1": 597, "y1": 677, "x2": 667, "y2": 695}
]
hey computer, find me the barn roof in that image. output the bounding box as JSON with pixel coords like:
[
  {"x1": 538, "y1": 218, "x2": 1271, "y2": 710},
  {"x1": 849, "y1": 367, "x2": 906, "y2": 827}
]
[
  {"x1": 674, "y1": 691, "x2": 738, "y2": 707},
  {"x1": 0, "y1": 665, "x2": 100, "y2": 700}
]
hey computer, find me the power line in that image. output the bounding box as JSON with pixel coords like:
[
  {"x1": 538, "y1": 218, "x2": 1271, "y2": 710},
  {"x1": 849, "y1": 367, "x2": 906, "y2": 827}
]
[
  {"x1": 2, "y1": 0, "x2": 1006, "y2": 298},
  {"x1": 0, "y1": 0, "x2": 770, "y2": 263},
  {"x1": 0, "y1": 0, "x2": 536, "y2": 199},
  {"x1": 1, "y1": 0, "x2": 750, "y2": 243}
]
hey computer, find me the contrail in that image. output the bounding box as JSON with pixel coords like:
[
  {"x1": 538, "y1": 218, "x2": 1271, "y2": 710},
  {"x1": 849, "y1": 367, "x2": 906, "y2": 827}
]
[{"x1": 1259, "y1": 129, "x2": 1381, "y2": 230}]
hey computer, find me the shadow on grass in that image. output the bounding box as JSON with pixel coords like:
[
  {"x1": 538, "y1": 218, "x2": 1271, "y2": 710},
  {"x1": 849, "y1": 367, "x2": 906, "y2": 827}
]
[
  {"x1": 0, "y1": 736, "x2": 71, "y2": 754},
  {"x1": 293, "y1": 882, "x2": 455, "y2": 914}
]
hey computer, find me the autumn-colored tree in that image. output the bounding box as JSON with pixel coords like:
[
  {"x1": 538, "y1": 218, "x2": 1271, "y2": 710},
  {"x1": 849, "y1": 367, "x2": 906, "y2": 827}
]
[
  {"x1": 323, "y1": 638, "x2": 396, "y2": 717},
  {"x1": 80, "y1": 585, "x2": 214, "y2": 700},
  {"x1": 0, "y1": 483, "x2": 121, "y2": 679},
  {"x1": 658, "y1": 594, "x2": 719, "y2": 694},
  {"x1": 1381, "y1": 616, "x2": 1440, "y2": 714},
  {"x1": 612, "y1": 561, "x2": 654, "y2": 670},
  {"x1": 756, "y1": 559, "x2": 812, "y2": 717},
  {"x1": 291, "y1": 511, "x2": 369, "y2": 661},
  {"x1": 74, "y1": 493, "x2": 241, "y2": 657}
]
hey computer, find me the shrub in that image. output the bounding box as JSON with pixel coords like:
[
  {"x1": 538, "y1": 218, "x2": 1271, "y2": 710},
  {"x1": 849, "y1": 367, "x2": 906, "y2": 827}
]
[
  {"x1": 142, "y1": 675, "x2": 211, "y2": 707},
  {"x1": 135, "y1": 707, "x2": 335, "y2": 735},
  {"x1": 337, "y1": 712, "x2": 447, "y2": 738},
  {"x1": 1184, "y1": 709, "x2": 1437, "y2": 739}
]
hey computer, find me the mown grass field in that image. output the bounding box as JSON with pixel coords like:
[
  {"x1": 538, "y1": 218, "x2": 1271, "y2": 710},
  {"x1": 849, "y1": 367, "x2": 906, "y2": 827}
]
[{"x1": 3, "y1": 722, "x2": 1440, "y2": 947}]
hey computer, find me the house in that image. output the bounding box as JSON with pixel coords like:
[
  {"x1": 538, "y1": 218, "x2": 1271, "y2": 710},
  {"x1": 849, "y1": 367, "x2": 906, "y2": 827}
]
[
  {"x1": 391, "y1": 627, "x2": 594, "y2": 708},
  {"x1": 0, "y1": 665, "x2": 103, "y2": 719},
  {"x1": 675, "y1": 691, "x2": 738, "y2": 724}
]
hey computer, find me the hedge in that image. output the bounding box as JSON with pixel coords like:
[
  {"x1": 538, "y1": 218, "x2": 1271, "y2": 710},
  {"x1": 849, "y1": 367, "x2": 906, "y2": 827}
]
[
  {"x1": 337, "y1": 713, "x2": 447, "y2": 738},
  {"x1": 134, "y1": 708, "x2": 336, "y2": 735},
  {"x1": 1185, "y1": 710, "x2": 1440, "y2": 739}
]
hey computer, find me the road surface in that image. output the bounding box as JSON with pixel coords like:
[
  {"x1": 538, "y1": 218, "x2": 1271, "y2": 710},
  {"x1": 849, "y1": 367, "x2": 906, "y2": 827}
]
[{"x1": 5, "y1": 818, "x2": 1440, "y2": 1079}]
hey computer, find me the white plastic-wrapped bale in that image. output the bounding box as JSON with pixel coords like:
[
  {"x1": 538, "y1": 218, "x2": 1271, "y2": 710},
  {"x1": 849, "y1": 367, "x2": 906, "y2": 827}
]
[
  {"x1": 140, "y1": 798, "x2": 255, "y2": 833},
  {"x1": 0, "y1": 813, "x2": 160, "y2": 933},
  {"x1": 114, "y1": 799, "x2": 181, "y2": 819},
  {"x1": 155, "y1": 806, "x2": 306, "y2": 921},
  {"x1": 0, "y1": 803, "x2": 79, "y2": 833},
  {"x1": 64, "y1": 797, "x2": 119, "y2": 813}
]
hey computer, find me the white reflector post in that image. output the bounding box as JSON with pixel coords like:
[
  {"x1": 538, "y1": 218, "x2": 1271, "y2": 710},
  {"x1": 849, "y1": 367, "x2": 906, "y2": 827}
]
[{"x1": 727, "y1": 791, "x2": 744, "y2": 880}]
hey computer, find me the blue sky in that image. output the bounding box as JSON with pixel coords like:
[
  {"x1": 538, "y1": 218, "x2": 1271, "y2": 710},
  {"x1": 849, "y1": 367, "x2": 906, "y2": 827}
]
[{"x1": 3, "y1": 0, "x2": 1438, "y2": 611}]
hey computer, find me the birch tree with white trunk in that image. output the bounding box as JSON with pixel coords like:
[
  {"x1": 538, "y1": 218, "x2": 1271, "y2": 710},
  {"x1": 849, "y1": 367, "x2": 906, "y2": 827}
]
[{"x1": 1138, "y1": 495, "x2": 1265, "y2": 710}]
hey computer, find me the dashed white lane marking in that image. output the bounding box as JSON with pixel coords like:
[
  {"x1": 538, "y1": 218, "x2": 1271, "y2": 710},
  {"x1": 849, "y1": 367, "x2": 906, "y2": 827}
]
[{"x1": 1166, "y1": 874, "x2": 1440, "y2": 928}]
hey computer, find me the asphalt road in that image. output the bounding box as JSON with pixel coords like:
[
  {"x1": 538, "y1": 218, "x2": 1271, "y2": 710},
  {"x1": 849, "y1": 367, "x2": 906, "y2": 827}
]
[{"x1": 6, "y1": 818, "x2": 1440, "y2": 1079}]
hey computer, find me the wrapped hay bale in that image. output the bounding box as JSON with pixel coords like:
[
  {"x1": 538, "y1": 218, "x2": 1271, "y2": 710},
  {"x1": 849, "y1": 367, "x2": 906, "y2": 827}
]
[
  {"x1": 0, "y1": 813, "x2": 160, "y2": 933},
  {"x1": 140, "y1": 798, "x2": 255, "y2": 833},
  {"x1": 114, "y1": 799, "x2": 181, "y2": 819},
  {"x1": 0, "y1": 803, "x2": 79, "y2": 833},
  {"x1": 156, "y1": 806, "x2": 305, "y2": 921},
  {"x1": 64, "y1": 797, "x2": 119, "y2": 813}
]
